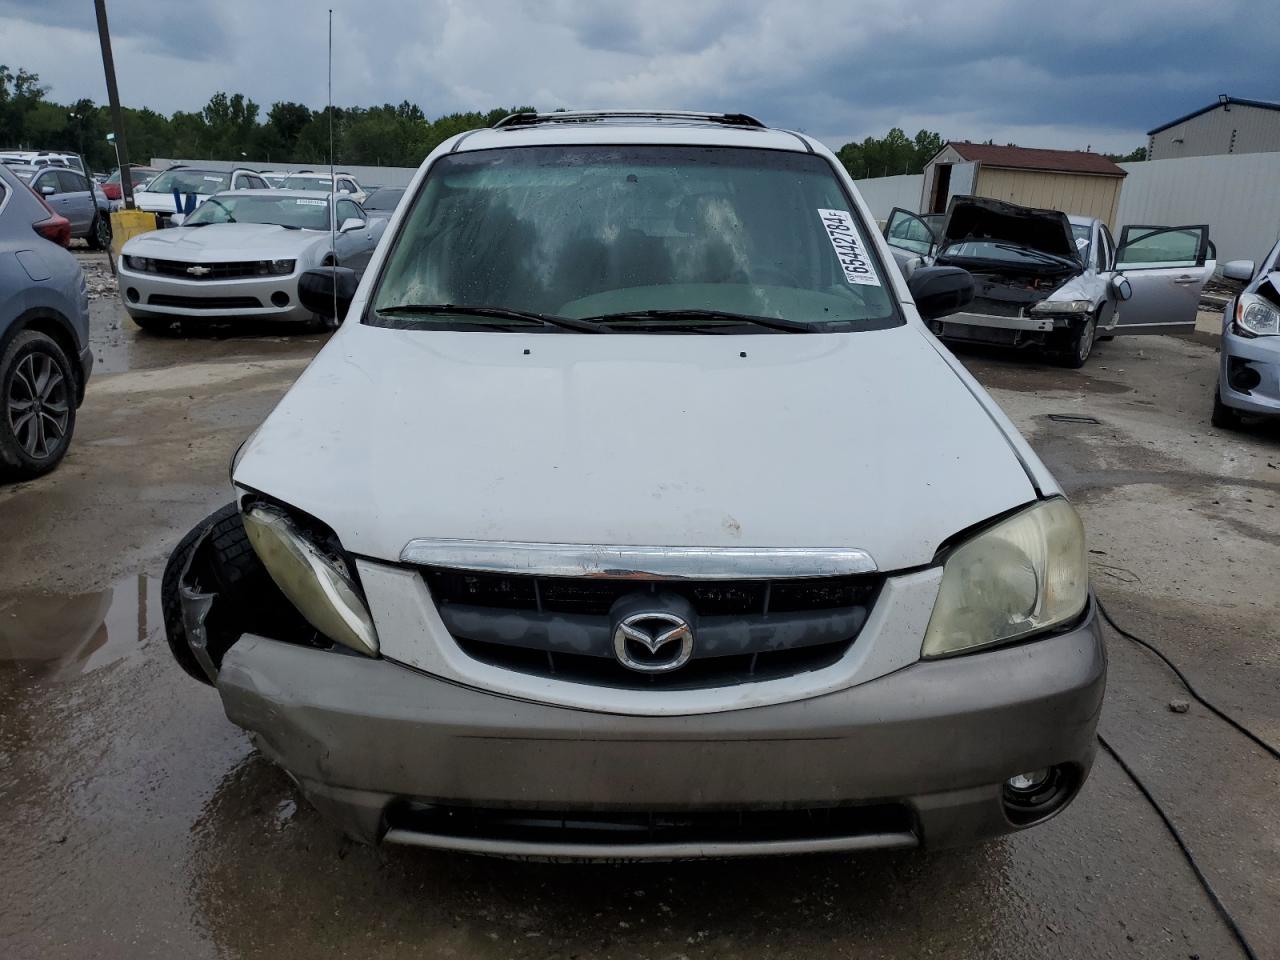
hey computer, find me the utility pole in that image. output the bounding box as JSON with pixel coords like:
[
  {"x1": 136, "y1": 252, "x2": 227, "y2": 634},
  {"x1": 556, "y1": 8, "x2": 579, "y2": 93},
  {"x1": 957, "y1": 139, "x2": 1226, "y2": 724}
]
[{"x1": 94, "y1": 0, "x2": 134, "y2": 208}]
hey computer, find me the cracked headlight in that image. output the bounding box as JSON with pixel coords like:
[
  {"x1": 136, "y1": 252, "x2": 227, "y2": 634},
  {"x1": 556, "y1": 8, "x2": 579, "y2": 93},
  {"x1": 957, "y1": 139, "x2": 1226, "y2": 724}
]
[
  {"x1": 922, "y1": 498, "x2": 1088, "y2": 658},
  {"x1": 241, "y1": 503, "x2": 379, "y2": 656},
  {"x1": 1234, "y1": 292, "x2": 1280, "y2": 337},
  {"x1": 1031, "y1": 299, "x2": 1092, "y2": 314}
]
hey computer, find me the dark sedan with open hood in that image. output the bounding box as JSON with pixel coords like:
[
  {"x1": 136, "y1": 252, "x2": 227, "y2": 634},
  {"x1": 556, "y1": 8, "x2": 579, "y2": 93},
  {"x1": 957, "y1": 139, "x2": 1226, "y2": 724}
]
[{"x1": 883, "y1": 196, "x2": 1215, "y2": 367}]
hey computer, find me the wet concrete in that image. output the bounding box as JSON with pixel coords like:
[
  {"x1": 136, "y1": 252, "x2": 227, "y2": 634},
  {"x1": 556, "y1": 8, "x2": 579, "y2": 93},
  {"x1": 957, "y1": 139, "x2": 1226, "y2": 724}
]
[{"x1": 0, "y1": 283, "x2": 1276, "y2": 958}]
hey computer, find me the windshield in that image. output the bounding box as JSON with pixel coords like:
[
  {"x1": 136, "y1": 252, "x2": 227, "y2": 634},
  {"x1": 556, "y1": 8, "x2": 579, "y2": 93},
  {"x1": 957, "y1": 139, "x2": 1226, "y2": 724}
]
[
  {"x1": 365, "y1": 187, "x2": 404, "y2": 211},
  {"x1": 143, "y1": 169, "x2": 231, "y2": 195},
  {"x1": 1071, "y1": 223, "x2": 1092, "y2": 261},
  {"x1": 369, "y1": 146, "x2": 897, "y2": 332},
  {"x1": 184, "y1": 194, "x2": 330, "y2": 229},
  {"x1": 283, "y1": 175, "x2": 335, "y2": 191}
]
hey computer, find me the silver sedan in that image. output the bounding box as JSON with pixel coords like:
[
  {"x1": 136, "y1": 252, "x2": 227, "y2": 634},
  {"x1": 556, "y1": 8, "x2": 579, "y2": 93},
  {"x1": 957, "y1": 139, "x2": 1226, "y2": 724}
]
[{"x1": 116, "y1": 190, "x2": 386, "y2": 333}]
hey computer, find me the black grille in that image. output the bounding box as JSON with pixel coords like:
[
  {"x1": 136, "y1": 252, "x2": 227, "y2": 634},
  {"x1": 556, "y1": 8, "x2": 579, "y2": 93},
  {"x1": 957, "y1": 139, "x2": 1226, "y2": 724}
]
[
  {"x1": 147, "y1": 294, "x2": 262, "y2": 309},
  {"x1": 387, "y1": 801, "x2": 915, "y2": 848},
  {"x1": 423, "y1": 569, "x2": 881, "y2": 689},
  {"x1": 147, "y1": 258, "x2": 289, "y2": 280}
]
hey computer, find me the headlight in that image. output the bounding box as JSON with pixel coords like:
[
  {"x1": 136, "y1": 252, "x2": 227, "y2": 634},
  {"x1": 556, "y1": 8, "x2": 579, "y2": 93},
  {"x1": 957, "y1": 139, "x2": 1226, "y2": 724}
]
[
  {"x1": 124, "y1": 255, "x2": 153, "y2": 272},
  {"x1": 259, "y1": 258, "x2": 296, "y2": 276},
  {"x1": 1031, "y1": 299, "x2": 1092, "y2": 314},
  {"x1": 241, "y1": 503, "x2": 379, "y2": 656},
  {"x1": 1234, "y1": 292, "x2": 1280, "y2": 337},
  {"x1": 922, "y1": 498, "x2": 1088, "y2": 657}
]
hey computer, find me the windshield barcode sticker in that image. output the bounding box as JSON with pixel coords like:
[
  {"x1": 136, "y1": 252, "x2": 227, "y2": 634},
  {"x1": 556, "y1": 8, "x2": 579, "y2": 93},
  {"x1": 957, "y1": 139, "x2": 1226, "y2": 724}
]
[
  {"x1": 818, "y1": 209, "x2": 881, "y2": 287},
  {"x1": 295, "y1": 199, "x2": 326, "y2": 206},
  {"x1": 202, "y1": 175, "x2": 223, "y2": 182}
]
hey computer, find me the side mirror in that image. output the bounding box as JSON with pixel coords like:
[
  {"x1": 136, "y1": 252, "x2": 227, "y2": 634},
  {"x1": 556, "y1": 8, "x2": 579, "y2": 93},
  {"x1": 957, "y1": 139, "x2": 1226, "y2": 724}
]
[
  {"x1": 1111, "y1": 274, "x2": 1133, "y2": 301},
  {"x1": 298, "y1": 266, "x2": 359, "y2": 320},
  {"x1": 907, "y1": 266, "x2": 974, "y2": 321},
  {"x1": 1222, "y1": 259, "x2": 1255, "y2": 282},
  {"x1": 339, "y1": 217, "x2": 365, "y2": 234},
  {"x1": 40, "y1": 184, "x2": 56, "y2": 196}
]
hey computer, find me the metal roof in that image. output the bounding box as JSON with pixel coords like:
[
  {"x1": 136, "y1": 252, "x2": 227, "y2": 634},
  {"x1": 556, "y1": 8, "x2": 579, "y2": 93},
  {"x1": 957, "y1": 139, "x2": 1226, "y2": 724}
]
[
  {"x1": 941, "y1": 142, "x2": 1127, "y2": 176},
  {"x1": 1147, "y1": 96, "x2": 1280, "y2": 136}
]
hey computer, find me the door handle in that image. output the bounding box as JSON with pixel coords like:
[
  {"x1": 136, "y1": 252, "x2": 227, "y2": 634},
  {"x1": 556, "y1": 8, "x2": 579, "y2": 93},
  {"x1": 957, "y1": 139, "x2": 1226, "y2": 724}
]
[{"x1": 1173, "y1": 276, "x2": 1199, "y2": 284}]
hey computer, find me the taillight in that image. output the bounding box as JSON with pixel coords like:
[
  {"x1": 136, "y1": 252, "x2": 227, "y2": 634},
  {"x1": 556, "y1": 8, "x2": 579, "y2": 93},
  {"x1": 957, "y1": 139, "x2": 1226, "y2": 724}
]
[{"x1": 30, "y1": 189, "x2": 72, "y2": 247}]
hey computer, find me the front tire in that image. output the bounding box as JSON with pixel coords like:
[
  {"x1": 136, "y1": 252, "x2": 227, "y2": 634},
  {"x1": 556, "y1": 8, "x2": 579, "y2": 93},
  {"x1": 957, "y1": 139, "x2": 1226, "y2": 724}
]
[
  {"x1": 0, "y1": 330, "x2": 77, "y2": 481},
  {"x1": 1057, "y1": 314, "x2": 1097, "y2": 369},
  {"x1": 88, "y1": 214, "x2": 112, "y2": 251},
  {"x1": 1211, "y1": 381, "x2": 1244, "y2": 430}
]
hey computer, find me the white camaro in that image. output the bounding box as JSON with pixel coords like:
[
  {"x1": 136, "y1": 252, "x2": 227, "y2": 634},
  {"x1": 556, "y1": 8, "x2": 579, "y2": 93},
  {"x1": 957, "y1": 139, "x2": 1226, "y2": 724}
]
[{"x1": 117, "y1": 189, "x2": 386, "y2": 333}]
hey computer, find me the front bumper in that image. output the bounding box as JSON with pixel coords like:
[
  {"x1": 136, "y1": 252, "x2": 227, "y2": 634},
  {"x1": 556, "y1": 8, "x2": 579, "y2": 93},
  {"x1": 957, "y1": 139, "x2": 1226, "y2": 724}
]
[
  {"x1": 215, "y1": 606, "x2": 1105, "y2": 857},
  {"x1": 117, "y1": 263, "x2": 313, "y2": 322},
  {"x1": 1220, "y1": 327, "x2": 1280, "y2": 417}
]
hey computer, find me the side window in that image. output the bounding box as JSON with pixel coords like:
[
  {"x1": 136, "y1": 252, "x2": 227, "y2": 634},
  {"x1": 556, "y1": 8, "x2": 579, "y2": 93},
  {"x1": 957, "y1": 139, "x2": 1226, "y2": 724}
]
[
  {"x1": 246, "y1": 175, "x2": 267, "y2": 189},
  {"x1": 1099, "y1": 226, "x2": 1116, "y2": 271},
  {"x1": 337, "y1": 199, "x2": 362, "y2": 224},
  {"x1": 884, "y1": 209, "x2": 934, "y2": 256},
  {"x1": 339, "y1": 178, "x2": 356, "y2": 193},
  {"x1": 0, "y1": 180, "x2": 7, "y2": 206},
  {"x1": 33, "y1": 172, "x2": 58, "y2": 194},
  {"x1": 58, "y1": 170, "x2": 87, "y2": 193},
  {"x1": 1116, "y1": 225, "x2": 1207, "y2": 269},
  {"x1": 1094, "y1": 228, "x2": 1108, "y2": 272}
]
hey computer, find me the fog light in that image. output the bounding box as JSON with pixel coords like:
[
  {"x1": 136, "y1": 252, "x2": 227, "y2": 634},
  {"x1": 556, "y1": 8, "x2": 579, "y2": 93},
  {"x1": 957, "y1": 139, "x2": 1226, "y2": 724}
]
[
  {"x1": 271, "y1": 291, "x2": 290, "y2": 308},
  {"x1": 1227, "y1": 357, "x2": 1261, "y2": 393},
  {"x1": 1007, "y1": 769, "x2": 1051, "y2": 793},
  {"x1": 126, "y1": 287, "x2": 140, "y2": 303}
]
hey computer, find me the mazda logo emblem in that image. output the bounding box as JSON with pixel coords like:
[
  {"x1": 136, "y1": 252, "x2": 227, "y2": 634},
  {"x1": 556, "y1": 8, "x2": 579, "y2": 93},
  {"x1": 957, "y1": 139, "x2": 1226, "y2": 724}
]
[{"x1": 612, "y1": 611, "x2": 695, "y2": 674}]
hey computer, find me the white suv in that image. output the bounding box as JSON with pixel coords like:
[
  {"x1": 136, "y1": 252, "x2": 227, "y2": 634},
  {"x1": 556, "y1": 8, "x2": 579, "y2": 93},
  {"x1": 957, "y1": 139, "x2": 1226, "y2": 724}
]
[{"x1": 163, "y1": 111, "x2": 1103, "y2": 858}]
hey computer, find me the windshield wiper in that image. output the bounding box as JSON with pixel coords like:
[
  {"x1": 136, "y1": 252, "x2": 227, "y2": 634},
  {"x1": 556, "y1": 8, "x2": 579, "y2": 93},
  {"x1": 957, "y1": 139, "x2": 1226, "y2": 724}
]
[
  {"x1": 942, "y1": 240, "x2": 1075, "y2": 266},
  {"x1": 583, "y1": 309, "x2": 814, "y2": 333},
  {"x1": 373, "y1": 304, "x2": 608, "y2": 333}
]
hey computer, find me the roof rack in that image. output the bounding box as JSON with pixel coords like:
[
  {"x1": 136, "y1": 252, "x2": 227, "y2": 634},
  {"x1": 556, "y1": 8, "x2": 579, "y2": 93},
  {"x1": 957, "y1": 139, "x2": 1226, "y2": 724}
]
[{"x1": 492, "y1": 110, "x2": 766, "y2": 130}]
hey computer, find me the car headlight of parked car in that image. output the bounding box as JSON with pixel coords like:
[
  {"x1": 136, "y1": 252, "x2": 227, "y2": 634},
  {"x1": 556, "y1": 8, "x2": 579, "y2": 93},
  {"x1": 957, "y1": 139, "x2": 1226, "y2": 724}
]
[
  {"x1": 1030, "y1": 299, "x2": 1092, "y2": 315},
  {"x1": 124, "y1": 255, "x2": 154, "y2": 272},
  {"x1": 241, "y1": 502, "x2": 380, "y2": 657},
  {"x1": 259, "y1": 259, "x2": 296, "y2": 276},
  {"x1": 1233, "y1": 292, "x2": 1280, "y2": 337},
  {"x1": 922, "y1": 498, "x2": 1088, "y2": 658}
]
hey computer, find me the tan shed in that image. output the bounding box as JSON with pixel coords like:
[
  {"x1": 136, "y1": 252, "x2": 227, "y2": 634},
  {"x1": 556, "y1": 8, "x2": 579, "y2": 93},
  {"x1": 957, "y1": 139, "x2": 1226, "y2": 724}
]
[{"x1": 919, "y1": 142, "x2": 1127, "y2": 226}]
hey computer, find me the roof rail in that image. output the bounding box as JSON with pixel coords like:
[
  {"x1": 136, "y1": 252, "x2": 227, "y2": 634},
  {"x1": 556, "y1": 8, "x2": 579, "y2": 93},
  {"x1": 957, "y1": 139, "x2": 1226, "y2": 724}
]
[{"x1": 493, "y1": 110, "x2": 766, "y2": 130}]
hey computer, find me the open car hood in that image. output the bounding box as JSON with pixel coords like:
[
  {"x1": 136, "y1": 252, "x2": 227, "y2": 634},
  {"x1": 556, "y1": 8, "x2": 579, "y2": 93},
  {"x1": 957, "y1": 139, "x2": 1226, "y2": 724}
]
[{"x1": 940, "y1": 195, "x2": 1079, "y2": 263}]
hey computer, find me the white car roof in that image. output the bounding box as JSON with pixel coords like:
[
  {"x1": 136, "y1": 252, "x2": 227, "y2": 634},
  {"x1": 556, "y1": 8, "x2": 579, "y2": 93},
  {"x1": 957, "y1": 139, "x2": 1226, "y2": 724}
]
[
  {"x1": 454, "y1": 117, "x2": 816, "y2": 154},
  {"x1": 211, "y1": 188, "x2": 334, "y2": 199}
]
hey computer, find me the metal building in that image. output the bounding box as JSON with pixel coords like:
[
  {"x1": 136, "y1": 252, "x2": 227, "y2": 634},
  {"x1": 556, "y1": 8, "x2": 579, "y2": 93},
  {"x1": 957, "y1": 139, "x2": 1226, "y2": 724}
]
[
  {"x1": 919, "y1": 142, "x2": 1127, "y2": 225},
  {"x1": 1147, "y1": 96, "x2": 1280, "y2": 161}
]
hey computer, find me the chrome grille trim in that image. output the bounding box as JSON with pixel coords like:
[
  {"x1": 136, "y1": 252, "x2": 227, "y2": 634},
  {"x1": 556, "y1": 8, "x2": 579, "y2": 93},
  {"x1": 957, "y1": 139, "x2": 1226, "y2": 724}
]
[{"x1": 399, "y1": 540, "x2": 878, "y2": 579}]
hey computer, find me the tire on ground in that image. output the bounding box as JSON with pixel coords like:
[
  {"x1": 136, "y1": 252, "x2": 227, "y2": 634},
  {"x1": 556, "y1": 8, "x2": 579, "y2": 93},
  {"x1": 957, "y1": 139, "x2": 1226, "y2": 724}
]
[{"x1": 0, "y1": 329, "x2": 78, "y2": 481}]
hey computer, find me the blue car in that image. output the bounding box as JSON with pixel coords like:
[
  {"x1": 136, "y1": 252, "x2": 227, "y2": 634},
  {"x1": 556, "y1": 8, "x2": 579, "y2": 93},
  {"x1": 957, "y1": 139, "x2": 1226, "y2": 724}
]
[
  {"x1": 1214, "y1": 238, "x2": 1280, "y2": 428},
  {"x1": 0, "y1": 163, "x2": 93, "y2": 479}
]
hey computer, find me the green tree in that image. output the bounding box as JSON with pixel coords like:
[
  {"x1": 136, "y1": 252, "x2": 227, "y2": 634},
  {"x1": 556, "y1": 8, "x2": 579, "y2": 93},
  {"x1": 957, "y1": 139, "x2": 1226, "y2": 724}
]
[
  {"x1": 837, "y1": 127, "x2": 944, "y2": 179},
  {"x1": 1105, "y1": 146, "x2": 1147, "y2": 163}
]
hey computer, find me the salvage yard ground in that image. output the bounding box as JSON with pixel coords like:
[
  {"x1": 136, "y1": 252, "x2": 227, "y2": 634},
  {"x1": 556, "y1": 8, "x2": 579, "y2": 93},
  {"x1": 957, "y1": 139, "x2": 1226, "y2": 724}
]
[{"x1": 0, "y1": 252, "x2": 1276, "y2": 959}]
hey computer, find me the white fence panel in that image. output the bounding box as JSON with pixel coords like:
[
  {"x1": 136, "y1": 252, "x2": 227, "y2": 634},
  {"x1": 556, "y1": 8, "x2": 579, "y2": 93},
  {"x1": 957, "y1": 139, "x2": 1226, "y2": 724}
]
[
  {"x1": 1117, "y1": 152, "x2": 1280, "y2": 265},
  {"x1": 852, "y1": 174, "x2": 923, "y2": 223}
]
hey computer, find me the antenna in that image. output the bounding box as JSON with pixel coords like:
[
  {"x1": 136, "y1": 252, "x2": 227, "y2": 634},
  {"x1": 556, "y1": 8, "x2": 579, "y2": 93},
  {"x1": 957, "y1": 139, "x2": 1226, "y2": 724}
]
[{"x1": 328, "y1": 7, "x2": 337, "y2": 323}]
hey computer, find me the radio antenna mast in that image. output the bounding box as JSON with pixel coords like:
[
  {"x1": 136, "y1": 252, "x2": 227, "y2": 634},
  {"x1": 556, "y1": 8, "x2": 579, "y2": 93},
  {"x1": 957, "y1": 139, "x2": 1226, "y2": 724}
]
[{"x1": 328, "y1": 7, "x2": 337, "y2": 322}]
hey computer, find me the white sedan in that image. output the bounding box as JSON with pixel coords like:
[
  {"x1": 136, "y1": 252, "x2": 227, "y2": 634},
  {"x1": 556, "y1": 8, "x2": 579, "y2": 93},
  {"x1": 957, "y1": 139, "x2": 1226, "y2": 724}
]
[{"x1": 117, "y1": 190, "x2": 386, "y2": 333}]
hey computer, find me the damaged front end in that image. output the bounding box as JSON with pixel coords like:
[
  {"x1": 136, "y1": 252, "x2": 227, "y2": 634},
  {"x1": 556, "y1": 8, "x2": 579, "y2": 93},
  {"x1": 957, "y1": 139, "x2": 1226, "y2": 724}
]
[{"x1": 163, "y1": 501, "x2": 344, "y2": 685}]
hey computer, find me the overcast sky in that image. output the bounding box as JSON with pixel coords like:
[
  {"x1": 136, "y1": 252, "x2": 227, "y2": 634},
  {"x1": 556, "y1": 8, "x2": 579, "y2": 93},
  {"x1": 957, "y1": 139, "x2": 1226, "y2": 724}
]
[{"x1": 1, "y1": 0, "x2": 1276, "y2": 155}]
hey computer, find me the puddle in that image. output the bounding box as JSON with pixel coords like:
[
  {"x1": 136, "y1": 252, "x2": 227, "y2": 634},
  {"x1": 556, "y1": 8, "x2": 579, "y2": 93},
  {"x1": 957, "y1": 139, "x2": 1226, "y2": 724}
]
[{"x1": 0, "y1": 574, "x2": 161, "y2": 681}]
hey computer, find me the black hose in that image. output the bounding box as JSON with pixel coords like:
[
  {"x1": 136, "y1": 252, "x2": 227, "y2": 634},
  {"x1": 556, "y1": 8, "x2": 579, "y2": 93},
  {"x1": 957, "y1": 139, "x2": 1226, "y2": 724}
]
[
  {"x1": 1096, "y1": 734, "x2": 1259, "y2": 960},
  {"x1": 1096, "y1": 597, "x2": 1280, "y2": 761}
]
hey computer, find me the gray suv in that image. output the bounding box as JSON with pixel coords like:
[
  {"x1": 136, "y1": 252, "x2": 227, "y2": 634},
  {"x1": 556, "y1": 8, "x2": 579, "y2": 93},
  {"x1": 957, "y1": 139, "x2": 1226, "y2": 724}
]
[{"x1": 0, "y1": 164, "x2": 93, "y2": 480}]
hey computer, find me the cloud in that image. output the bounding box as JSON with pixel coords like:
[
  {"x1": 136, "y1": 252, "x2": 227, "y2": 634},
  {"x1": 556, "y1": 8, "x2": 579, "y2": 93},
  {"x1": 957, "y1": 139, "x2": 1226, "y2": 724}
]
[{"x1": 0, "y1": 0, "x2": 1275, "y2": 154}]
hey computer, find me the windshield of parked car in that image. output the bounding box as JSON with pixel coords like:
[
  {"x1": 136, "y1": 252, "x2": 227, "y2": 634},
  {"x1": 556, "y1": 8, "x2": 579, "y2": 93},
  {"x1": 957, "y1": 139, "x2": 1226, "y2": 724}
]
[
  {"x1": 1071, "y1": 223, "x2": 1092, "y2": 261},
  {"x1": 938, "y1": 239, "x2": 1076, "y2": 267},
  {"x1": 143, "y1": 169, "x2": 231, "y2": 195},
  {"x1": 282, "y1": 175, "x2": 336, "y2": 191},
  {"x1": 364, "y1": 187, "x2": 404, "y2": 211},
  {"x1": 369, "y1": 145, "x2": 899, "y2": 332},
  {"x1": 183, "y1": 194, "x2": 330, "y2": 229},
  {"x1": 10, "y1": 165, "x2": 36, "y2": 182}
]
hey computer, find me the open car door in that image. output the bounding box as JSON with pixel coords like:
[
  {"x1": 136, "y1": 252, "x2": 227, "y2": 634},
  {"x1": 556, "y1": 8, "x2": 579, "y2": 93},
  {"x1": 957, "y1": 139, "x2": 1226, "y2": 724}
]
[
  {"x1": 1113, "y1": 225, "x2": 1214, "y2": 333},
  {"x1": 882, "y1": 207, "x2": 937, "y2": 274}
]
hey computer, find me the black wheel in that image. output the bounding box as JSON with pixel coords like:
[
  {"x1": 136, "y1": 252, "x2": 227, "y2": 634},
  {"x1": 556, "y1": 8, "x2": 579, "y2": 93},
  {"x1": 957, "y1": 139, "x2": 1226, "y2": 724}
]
[
  {"x1": 87, "y1": 214, "x2": 112, "y2": 251},
  {"x1": 0, "y1": 330, "x2": 77, "y2": 481},
  {"x1": 1211, "y1": 381, "x2": 1244, "y2": 430},
  {"x1": 162, "y1": 502, "x2": 259, "y2": 684},
  {"x1": 1056, "y1": 314, "x2": 1097, "y2": 369},
  {"x1": 130, "y1": 314, "x2": 177, "y2": 335}
]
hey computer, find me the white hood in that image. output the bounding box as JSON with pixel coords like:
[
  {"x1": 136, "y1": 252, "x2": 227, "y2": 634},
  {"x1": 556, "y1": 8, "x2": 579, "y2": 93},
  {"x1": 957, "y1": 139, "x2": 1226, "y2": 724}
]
[
  {"x1": 123, "y1": 223, "x2": 323, "y2": 261},
  {"x1": 234, "y1": 323, "x2": 1038, "y2": 572}
]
